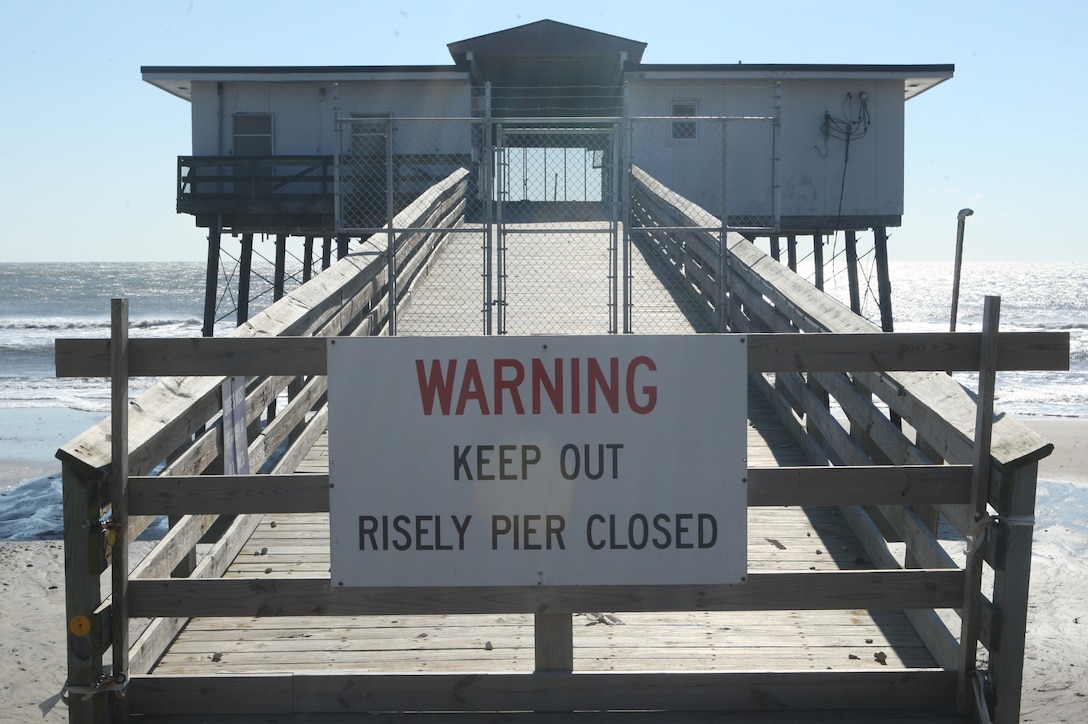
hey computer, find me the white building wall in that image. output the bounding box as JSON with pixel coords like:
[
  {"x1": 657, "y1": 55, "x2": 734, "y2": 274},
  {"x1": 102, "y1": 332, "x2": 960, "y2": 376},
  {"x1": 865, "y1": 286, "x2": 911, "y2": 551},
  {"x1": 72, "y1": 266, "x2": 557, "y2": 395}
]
[
  {"x1": 627, "y1": 75, "x2": 906, "y2": 225},
  {"x1": 777, "y1": 78, "x2": 904, "y2": 220},
  {"x1": 188, "y1": 77, "x2": 472, "y2": 157}
]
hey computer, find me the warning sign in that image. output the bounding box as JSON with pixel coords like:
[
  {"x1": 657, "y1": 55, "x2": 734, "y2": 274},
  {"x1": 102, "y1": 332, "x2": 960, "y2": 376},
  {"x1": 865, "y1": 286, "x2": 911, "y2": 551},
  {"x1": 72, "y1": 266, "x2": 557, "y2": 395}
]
[{"x1": 328, "y1": 334, "x2": 747, "y2": 587}]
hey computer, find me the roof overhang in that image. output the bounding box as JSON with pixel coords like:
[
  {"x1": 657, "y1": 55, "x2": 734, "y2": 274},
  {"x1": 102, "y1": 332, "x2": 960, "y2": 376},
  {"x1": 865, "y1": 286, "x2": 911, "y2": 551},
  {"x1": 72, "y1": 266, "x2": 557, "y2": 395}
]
[
  {"x1": 141, "y1": 66, "x2": 468, "y2": 102},
  {"x1": 629, "y1": 64, "x2": 955, "y2": 100}
]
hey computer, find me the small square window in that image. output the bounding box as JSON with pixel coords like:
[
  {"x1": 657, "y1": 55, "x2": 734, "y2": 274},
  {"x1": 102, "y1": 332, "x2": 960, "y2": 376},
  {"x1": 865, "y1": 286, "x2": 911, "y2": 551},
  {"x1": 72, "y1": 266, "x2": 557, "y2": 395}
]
[
  {"x1": 672, "y1": 102, "x2": 698, "y2": 140},
  {"x1": 232, "y1": 113, "x2": 273, "y2": 156}
]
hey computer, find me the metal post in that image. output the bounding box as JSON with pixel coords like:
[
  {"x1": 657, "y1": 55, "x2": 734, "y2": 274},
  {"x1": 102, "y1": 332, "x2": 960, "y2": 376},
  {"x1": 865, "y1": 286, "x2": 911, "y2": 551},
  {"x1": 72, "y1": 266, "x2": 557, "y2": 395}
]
[
  {"x1": 386, "y1": 117, "x2": 397, "y2": 335},
  {"x1": 719, "y1": 118, "x2": 730, "y2": 332},
  {"x1": 610, "y1": 123, "x2": 620, "y2": 334},
  {"x1": 483, "y1": 83, "x2": 493, "y2": 335},
  {"x1": 332, "y1": 83, "x2": 342, "y2": 232},
  {"x1": 950, "y1": 208, "x2": 974, "y2": 332},
  {"x1": 496, "y1": 124, "x2": 506, "y2": 335},
  {"x1": 772, "y1": 82, "x2": 782, "y2": 229},
  {"x1": 812, "y1": 232, "x2": 824, "y2": 291},
  {"x1": 622, "y1": 82, "x2": 633, "y2": 333}
]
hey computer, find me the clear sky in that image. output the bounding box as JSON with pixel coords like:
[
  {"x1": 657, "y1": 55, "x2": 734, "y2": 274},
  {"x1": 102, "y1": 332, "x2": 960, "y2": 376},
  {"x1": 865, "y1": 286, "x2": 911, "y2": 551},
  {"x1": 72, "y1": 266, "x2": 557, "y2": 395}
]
[{"x1": 2, "y1": 0, "x2": 1084, "y2": 263}]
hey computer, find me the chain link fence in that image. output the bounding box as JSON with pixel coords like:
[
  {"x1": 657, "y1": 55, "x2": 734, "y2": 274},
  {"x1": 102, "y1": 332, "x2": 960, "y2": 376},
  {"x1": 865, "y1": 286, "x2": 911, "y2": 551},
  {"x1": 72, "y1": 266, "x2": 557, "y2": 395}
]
[
  {"x1": 625, "y1": 115, "x2": 777, "y2": 334},
  {"x1": 334, "y1": 112, "x2": 779, "y2": 337},
  {"x1": 337, "y1": 117, "x2": 488, "y2": 335}
]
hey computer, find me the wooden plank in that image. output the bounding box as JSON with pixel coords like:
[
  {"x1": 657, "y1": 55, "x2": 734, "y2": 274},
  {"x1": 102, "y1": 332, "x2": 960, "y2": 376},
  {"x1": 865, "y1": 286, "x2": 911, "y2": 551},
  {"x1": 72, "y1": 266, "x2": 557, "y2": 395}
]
[
  {"x1": 126, "y1": 465, "x2": 968, "y2": 516},
  {"x1": 55, "y1": 330, "x2": 1069, "y2": 379},
  {"x1": 128, "y1": 669, "x2": 957, "y2": 715},
  {"x1": 128, "y1": 570, "x2": 964, "y2": 618},
  {"x1": 747, "y1": 466, "x2": 971, "y2": 506},
  {"x1": 535, "y1": 613, "x2": 573, "y2": 672},
  {"x1": 129, "y1": 474, "x2": 329, "y2": 516}
]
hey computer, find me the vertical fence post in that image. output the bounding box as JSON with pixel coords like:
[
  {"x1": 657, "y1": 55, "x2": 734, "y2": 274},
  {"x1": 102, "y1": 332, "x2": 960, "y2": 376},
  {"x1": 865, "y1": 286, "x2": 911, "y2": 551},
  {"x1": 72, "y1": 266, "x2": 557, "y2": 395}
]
[
  {"x1": 483, "y1": 83, "x2": 494, "y2": 336},
  {"x1": 110, "y1": 297, "x2": 131, "y2": 720},
  {"x1": 386, "y1": 116, "x2": 397, "y2": 336},
  {"x1": 989, "y1": 460, "x2": 1038, "y2": 724},
  {"x1": 610, "y1": 122, "x2": 621, "y2": 335},
  {"x1": 63, "y1": 461, "x2": 108, "y2": 724},
  {"x1": 958, "y1": 294, "x2": 1001, "y2": 714},
  {"x1": 495, "y1": 124, "x2": 506, "y2": 335},
  {"x1": 718, "y1": 119, "x2": 730, "y2": 332}
]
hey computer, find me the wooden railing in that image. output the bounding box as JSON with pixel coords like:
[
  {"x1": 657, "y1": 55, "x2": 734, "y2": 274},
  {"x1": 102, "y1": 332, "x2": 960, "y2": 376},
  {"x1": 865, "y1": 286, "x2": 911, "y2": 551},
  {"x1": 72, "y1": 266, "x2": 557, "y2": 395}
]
[
  {"x1": 630, "y1": 165, "x2": 1069, "y2": 723},
  {"x1": 54, "y1": 165, "x2": 1068, "y2": 722},
  {"x1": 56, "y1": 168, "x2": 470, "y2": 723},
  {"x1": 178, "y1": 155, "x2": 335, "y2": 199}
]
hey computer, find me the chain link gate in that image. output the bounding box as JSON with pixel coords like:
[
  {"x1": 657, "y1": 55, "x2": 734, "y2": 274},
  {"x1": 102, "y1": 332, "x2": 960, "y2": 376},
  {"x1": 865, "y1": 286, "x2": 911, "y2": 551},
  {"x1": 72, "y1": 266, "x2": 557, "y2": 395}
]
[
  {"x1": 493, "y1": 124, "x2": 622, "y2": 335},
  {"x1": 334, "y1": 109, "x2": 777, "y2": 338}
]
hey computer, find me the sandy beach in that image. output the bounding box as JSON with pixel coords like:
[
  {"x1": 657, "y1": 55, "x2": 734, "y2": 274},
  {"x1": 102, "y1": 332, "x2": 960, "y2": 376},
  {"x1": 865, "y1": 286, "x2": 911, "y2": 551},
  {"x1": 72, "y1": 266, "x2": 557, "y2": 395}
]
[{"x1": 1, "y1": 416, "x2": 1085, "y2": 722}]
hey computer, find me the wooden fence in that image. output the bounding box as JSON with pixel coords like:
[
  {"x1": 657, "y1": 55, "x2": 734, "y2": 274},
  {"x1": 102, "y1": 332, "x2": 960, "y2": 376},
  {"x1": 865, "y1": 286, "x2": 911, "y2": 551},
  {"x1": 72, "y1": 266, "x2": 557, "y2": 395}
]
[{"x1": 54, "y1": 166, "x2": 1068, "y2": 723}]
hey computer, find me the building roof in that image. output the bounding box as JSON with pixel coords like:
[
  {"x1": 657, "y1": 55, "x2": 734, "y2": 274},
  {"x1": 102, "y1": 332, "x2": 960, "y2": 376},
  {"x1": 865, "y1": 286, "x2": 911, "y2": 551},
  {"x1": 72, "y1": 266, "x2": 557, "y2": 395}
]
[
  {"x1": 142, "y1": 20, "x2": 952, "y2": 103},
  {"x1": 631, "y1": 64, "x2": 955, "y2": 100},
  {"x1": 141, "y1": 66, "x2": 467, "y2": 101}
]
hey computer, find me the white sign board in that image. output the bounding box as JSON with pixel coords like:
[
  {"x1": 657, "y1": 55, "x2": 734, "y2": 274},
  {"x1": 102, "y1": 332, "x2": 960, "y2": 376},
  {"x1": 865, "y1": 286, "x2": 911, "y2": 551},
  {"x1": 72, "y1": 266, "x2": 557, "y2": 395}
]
[{"x1": 328, "y1": 335, "x2": 747, "y2": 587}]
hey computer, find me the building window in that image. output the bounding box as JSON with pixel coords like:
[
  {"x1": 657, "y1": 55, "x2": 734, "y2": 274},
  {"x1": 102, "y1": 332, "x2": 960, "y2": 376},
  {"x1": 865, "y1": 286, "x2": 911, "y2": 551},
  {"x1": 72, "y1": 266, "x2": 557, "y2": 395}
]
[
  {"x1": 233, "y1": 113, "x2": 273, "y2": 156},
  {"x1": 671, "y1": 101, "x2": 698, "y2": 141}
]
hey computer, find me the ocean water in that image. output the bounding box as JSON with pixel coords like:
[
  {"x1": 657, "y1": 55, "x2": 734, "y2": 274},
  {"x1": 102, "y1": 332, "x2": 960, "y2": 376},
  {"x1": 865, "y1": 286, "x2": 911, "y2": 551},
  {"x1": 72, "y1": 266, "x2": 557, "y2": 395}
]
[{"x1": 0, "y1": 259, "x2": 1084, "y2": 540}]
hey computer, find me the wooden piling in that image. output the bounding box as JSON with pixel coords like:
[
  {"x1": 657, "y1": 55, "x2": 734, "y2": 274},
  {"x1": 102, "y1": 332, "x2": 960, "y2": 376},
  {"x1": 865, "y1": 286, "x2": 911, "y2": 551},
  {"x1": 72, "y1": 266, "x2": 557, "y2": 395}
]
[
  {"x1": 202, "y1": 222, "x2": 221, "y2": 337},
  {"x1": 238, "y1": 232, "x2": 254, "y2": 325}
]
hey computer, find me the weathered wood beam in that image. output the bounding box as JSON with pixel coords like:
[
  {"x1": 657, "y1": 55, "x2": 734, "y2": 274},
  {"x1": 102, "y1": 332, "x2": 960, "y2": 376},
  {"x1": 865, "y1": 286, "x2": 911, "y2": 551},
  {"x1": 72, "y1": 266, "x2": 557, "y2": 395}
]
[
  {"x1": 127, "y1": 570, "x2": 965, "y2": 618},
  {"x1": 55, "y1": 330, "x2": 1070, "y2": 379},
  {"x1": 128, "y1": 669, "x2": 957, "y2": 716},
  {"x1": 124, "y1": 465, "x2": 972, "y2": 516}
]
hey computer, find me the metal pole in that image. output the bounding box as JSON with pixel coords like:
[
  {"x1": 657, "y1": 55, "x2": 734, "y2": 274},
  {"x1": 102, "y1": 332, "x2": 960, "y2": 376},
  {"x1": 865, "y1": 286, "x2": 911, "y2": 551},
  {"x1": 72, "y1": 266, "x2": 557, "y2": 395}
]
[
  {"x1": 483, "y1": 82, "x2": 493, "y2": 335},
  {"x1": 386, "y1": 117, "x2": 396, "y2": 335},
  {"x1": 949, "y1": 208, "x2": 974, "y2": 332},
  {"x1": 719, "y1": 118, "x2": 729, "y2": 332}
]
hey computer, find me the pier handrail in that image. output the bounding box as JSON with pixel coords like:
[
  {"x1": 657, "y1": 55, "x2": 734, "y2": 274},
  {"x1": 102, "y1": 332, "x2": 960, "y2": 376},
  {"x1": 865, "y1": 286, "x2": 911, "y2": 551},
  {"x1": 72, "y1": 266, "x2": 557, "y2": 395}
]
[{"x1": 629, "y1": 164, "x2": 1068, "y2": 723}]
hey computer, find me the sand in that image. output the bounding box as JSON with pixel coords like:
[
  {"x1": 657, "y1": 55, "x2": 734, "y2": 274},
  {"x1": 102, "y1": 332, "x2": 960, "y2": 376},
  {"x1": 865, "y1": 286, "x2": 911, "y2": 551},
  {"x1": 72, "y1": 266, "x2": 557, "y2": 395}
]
[{"x1": 1, "y1": 417, "x2": 1084, "y2": 722}]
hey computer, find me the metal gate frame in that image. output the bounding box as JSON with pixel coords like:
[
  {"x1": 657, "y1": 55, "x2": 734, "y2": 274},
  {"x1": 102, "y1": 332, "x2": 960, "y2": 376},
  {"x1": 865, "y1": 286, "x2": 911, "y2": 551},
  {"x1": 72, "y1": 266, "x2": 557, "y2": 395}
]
[{"x1": 493, "y1": 122, "x2": 623, "y2": 335}]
